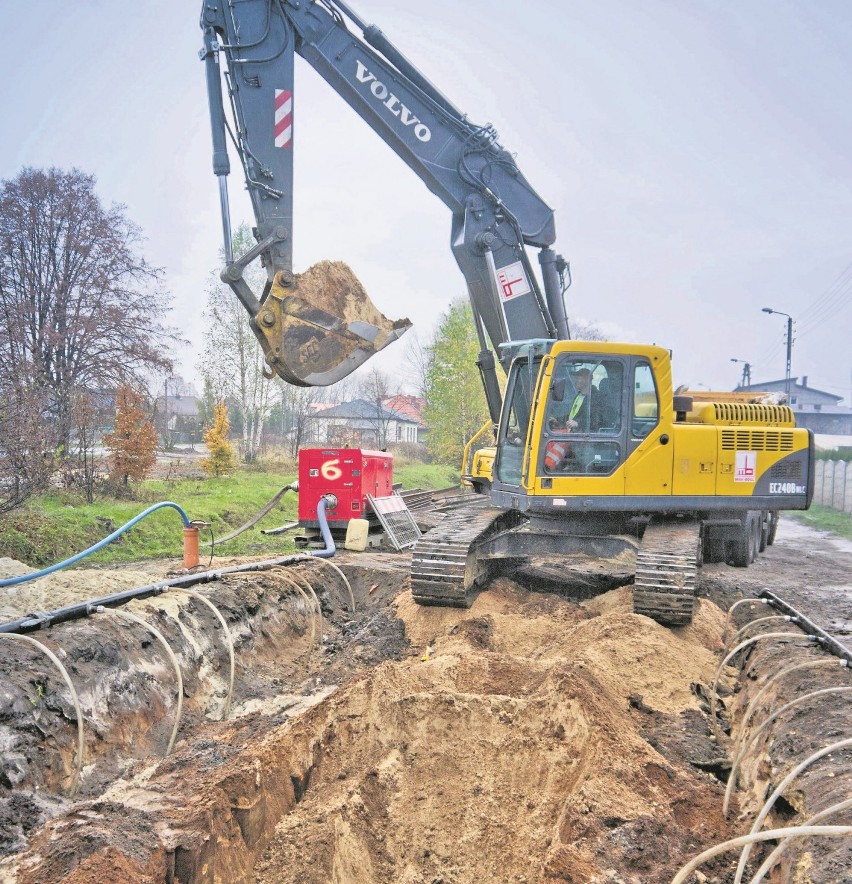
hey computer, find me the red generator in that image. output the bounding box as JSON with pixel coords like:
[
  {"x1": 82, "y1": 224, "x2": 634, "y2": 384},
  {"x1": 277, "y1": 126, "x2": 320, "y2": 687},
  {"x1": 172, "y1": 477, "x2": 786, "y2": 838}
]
[{"x1": 298, "y1": 448, "x2": 393, "y2": 529}]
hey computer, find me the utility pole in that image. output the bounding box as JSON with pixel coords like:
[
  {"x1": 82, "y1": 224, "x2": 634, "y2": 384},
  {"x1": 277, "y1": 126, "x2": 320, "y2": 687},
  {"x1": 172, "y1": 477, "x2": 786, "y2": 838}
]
[
  {"x1": 730, "y1": 358, "x2": 751, "y2": 388},
  {"x1": 762, "y1": 308, "x2": 794, "y2": 403}
]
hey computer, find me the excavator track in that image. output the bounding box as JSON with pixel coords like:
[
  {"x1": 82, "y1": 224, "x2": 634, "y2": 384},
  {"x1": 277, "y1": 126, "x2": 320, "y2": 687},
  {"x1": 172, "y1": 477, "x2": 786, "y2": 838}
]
[
  {"x1": 411, "y1": 499, "x2": 511, "y2": 608},
  {"x1": 633, "y1": 518, "x2": 701, "y2": 626}
]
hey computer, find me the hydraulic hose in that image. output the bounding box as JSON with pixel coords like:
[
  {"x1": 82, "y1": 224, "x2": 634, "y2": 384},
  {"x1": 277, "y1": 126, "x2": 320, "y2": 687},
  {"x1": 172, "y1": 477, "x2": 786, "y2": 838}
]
[
  {"x1": 96, "y1": 606, "x2": 184, "y2": 756},
  {"x1": 709, "y1": 632, "x2": 815, "y2": 742},
  {"x1": 267, "y1": 569, "x2": 319, "y2": 647},
  {"x1": 301, "y1": 557, "x2": 356, "y2": 614},
  {"x1": 212, "y1": 483, "x2": 297, "y2": 546},
  {"x1": 723, "y1": 658, "x2": 844, "y2": 816},
  {"x1": 0, "y1": 497, "x2": 335, "y2": 636},
  {"x1": 0, "y1": 633, "x2": 85, "y2": 797},
  {"x1": 725, "y1": 685, "x2": 852, "y2": 818},
  {"x1": 0, "y1": 553, "x2": 316, "y2": 635},
  {"x1": 0, "y1": 502, "x2": 191, "y2": 588},
  {"x1": 760, "y1": 590, "x2": 852, "y2": 664},
  {"x1": 723, "y1": 598, "x2": 770, "y2": 644},
  {"x1": 174, "y1": 588, "x2": 236, "y2": 720},
  {"x1": 724, "y1": 616, "x2": 789, "y2": 657},
  {"x1": 749, "y1": 797, "x2": 852, "y2": 883}
]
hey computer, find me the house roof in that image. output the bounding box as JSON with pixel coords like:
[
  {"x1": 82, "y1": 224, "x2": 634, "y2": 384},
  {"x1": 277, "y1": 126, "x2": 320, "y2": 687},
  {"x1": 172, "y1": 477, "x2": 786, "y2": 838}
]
[
  {"x1": 735, "y1": 379, "x2": 841, "y2": 403},
  {"x1": 383, "y1": 394, "x2": 426, "y2": 425},
  {"x1": 313, "y1": 398, "x2": 416, "y2": 423}
]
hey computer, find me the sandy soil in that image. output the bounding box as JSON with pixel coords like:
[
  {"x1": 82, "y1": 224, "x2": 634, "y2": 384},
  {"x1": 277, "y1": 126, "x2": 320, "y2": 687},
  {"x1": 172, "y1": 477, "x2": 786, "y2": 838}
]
[{"x1": 0, "y1": 514, "x2": 850, "y2": 883}]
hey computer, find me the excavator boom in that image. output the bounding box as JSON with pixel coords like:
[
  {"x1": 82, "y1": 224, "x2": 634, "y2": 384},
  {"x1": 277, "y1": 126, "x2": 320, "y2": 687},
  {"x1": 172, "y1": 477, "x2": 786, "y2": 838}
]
[{"x1": 200, "y1": 0, "x2": 569, "y2": 407}]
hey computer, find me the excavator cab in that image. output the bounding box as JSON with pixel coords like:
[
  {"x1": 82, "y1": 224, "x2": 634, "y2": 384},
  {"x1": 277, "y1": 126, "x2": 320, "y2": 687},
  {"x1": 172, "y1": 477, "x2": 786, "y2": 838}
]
[{"x1": 492, "y1": 341, "x2": 672, "y2": 505}]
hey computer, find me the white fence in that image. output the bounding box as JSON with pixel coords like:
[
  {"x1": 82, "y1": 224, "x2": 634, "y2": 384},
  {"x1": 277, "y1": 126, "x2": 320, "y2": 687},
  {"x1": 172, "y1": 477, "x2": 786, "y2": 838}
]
[{"x1": 813, "y1": 460, "x2": 852, "y2": 514}]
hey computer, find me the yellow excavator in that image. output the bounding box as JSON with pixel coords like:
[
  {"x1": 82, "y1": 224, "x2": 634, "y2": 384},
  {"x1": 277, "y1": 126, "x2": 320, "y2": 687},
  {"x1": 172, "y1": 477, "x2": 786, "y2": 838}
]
[{"x1": 200, "y1": 0, "x2": 813, "y2": 625}]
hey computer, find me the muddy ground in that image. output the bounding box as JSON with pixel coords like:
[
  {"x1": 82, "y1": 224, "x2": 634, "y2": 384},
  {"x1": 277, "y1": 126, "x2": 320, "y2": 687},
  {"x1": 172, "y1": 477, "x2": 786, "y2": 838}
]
[{"x1": 0, "y1": 513, "x2": 849, "y2": 883}]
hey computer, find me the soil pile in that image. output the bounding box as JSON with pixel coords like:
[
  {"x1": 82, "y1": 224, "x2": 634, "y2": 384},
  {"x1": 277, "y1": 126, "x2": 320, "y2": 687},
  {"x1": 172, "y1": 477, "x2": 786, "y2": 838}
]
[{"x1": 255, "y1": 583, "x2": 733, "y2": 883}]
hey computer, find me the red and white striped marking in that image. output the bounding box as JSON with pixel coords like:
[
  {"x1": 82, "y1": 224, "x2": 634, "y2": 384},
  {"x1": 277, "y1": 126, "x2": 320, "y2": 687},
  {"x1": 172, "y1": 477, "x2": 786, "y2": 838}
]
[{"x1": 274, "y1": 89, "x2": 292, "y2": 148}]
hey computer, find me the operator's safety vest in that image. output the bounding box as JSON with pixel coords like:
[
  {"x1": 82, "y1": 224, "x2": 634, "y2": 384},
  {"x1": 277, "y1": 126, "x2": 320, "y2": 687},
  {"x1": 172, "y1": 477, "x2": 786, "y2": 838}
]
[
  {"x1": 568, "y1": 393, "x2": 585, "y2": 420},
  {"x1": 544, "y1": 440, "x2": 570, "y2": 472}
]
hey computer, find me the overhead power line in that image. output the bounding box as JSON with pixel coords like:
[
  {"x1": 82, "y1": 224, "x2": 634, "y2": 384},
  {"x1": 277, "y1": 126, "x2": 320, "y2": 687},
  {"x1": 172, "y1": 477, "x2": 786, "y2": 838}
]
[{"x1": 797, "y1": 262, "x2": 852, "y2": 338}]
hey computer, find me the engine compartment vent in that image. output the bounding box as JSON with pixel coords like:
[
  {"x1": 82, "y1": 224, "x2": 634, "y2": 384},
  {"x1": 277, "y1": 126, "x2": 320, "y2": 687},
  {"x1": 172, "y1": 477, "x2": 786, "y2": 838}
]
[{"x1": 721, "y1": 429, "x2": 795, "y2": 452}]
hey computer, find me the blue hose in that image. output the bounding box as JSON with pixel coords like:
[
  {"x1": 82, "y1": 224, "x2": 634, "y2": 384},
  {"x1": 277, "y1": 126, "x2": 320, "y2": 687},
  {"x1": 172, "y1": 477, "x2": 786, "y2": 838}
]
[
  {"x1": 0, "y1": 502, "x2": 191, "y2": 588},
  {"x1": 311, "y1": 496, "x2": 337, "y2": 559}
]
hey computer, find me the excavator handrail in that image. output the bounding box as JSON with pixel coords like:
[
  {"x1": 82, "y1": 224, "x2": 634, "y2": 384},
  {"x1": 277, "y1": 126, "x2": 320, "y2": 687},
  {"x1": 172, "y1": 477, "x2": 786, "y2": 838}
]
[{"x1": 460, "y1": 420, "x2": 495, "y2": 485}]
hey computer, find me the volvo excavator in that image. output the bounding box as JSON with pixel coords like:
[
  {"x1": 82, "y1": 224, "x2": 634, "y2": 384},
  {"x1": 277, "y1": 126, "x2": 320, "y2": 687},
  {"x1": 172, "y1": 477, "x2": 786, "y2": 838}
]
[{"x1": 200, "y1": 0, "x2": 813, "y2": 625}]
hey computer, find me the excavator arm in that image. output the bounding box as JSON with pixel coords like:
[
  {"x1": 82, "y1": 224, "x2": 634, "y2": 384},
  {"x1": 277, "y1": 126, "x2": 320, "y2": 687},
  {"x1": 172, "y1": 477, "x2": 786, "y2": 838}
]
[{"x1": 201, "y1": 0, "x2": 570, "y2": 417}]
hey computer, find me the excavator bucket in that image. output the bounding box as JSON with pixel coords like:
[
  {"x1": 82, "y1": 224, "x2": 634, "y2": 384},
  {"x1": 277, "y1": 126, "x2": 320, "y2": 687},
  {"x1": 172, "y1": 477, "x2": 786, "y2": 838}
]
[{"x1": 254, "y1": 260, "x2": 411, "y2": 386}]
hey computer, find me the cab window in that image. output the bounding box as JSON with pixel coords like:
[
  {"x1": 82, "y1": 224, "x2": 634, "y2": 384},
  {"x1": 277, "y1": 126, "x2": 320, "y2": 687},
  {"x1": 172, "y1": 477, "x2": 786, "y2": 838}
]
[
  {"x1": 495, "y1": 357, "x2": 540, "y2": 485},
  {"x1": 540, "y1": 357, "x2": 625, "y2": 476},
  {"x1": 632, "y1": 363, "x2": 658, "y2": 438}
]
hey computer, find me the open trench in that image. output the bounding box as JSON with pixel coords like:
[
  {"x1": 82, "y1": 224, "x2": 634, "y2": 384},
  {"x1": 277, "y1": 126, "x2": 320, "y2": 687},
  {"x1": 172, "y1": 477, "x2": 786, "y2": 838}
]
[{"x1": 0, "y1": 520, "x2": 850, "y2": 883}]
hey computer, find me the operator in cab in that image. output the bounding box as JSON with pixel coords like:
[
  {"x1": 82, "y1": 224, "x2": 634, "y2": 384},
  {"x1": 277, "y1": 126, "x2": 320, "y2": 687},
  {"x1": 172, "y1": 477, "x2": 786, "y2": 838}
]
[{"x1": 548, "y1": 367, "x2": 592, "y2": 432}]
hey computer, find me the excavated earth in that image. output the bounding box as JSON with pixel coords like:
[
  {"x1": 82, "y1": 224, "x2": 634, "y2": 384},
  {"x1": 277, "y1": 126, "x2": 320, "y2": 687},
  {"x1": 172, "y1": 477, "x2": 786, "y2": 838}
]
[{"x1": 0, "y1": 514, "x2": 850, "y2": 883}]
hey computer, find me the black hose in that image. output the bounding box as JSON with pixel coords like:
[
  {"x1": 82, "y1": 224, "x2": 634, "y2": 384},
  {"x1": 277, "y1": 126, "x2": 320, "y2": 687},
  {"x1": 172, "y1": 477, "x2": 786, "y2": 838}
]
[
  {"x1": 0, "y1": 553, "x2": 313, "y2": 635},
  {"x1": 760, "y1": 590, "x2": 852, "y2": 665}
]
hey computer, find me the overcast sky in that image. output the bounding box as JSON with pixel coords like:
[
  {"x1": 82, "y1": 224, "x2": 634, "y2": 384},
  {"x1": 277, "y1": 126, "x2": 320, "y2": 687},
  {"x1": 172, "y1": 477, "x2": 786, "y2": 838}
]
[{"x1": 2, "y1": 0, "x2": 850, "y2": 402}]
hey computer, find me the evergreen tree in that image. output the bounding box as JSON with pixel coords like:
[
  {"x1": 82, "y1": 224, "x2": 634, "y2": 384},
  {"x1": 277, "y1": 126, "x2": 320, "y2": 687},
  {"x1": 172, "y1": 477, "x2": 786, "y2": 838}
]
[{"x1": 203, "y1": 401, "x2": 236, "y2": 476}]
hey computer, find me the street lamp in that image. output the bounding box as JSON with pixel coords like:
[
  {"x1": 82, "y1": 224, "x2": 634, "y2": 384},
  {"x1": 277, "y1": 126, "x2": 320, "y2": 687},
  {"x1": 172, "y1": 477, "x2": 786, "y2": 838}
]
[
  {"x1": 730, "y1": 358, "x2": 751, "y2": 388},
  {"x1": 762, "y1": 308, "x2": 794, "y2": 403}
]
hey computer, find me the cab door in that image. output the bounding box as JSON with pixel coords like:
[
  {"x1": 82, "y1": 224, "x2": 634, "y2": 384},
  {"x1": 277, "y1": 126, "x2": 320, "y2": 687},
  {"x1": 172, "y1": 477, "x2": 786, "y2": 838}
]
[
  {"x1": 623, "y1": 360, "x2": 673, "y2": 496},
  {"x1": 533, "y1": 355, "x2": 627, "y2": 497}
]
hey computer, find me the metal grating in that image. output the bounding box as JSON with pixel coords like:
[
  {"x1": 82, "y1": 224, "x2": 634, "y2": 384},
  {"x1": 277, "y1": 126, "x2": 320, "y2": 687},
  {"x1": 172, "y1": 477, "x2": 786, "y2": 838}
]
[
  {"x1": 713, "y1": 403, "x2": 794, "y2": 426},
  {"x1": 720, "y1": 429, "x2": 795, "y2": 451},
  {"x1": 770, "y1": 460, "x2": 802, "y2": 480},
  {"x1": 367, "y1": 493, "x2": 422, "y2": 550}
]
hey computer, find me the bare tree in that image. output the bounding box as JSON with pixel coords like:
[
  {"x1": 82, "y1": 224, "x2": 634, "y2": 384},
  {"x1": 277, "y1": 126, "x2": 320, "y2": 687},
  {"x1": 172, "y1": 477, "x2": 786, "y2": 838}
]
[
  {"x1": 199, "y1": 224, "x2": 274, "y2": 463},
  {"x1": 358, "y1": 366, "x2": 394, "y2": 449},
  {"x1": 571, "y1": 319, "x2": 608, "y2": 341},
  {"x1": 0, "y1": 377, "x2": 53, "y2": 514},
  {"x1": 403, "y1": 331, "x2": 431, "y2": 402},
  {"x1": 0, "y1": 168, "x2": 180, "y2": 459},
  {"x1": 279, "y1": 382, "x2": 323, "y2": 456}
]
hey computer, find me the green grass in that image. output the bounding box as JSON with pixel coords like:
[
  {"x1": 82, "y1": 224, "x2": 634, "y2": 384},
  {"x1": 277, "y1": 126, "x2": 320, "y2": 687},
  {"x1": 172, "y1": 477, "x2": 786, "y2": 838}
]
[
  {"x1": 395, "y1": 461, "x2": 460, "y2": 490},
  {"x1": 0, "y1": 460, "x2": 460, "y2": 569},
  {"x1": 0, "y1": 472, "x2": 300, "y2": 568},
  {"x1": 789, "y1": 505, "x2": 852, "y2": 540}
]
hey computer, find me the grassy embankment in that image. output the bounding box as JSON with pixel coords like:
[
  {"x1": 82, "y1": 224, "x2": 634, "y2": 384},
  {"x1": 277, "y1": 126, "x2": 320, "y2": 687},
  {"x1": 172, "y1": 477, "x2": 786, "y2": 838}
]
[
  {"x1": 788, "y1": 505, "x2": 852, "y2": 541},
  {"x1": 0, "y1": 460, "x2": 460, "y2": 569}
]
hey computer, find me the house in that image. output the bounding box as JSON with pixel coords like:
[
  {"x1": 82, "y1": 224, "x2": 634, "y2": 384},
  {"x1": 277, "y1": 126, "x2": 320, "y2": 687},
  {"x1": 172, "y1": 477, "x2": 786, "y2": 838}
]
[
  {"x1": 310, "y1": 398, "x2": 420, "y2": 449},
  {"x1": 735, "y1": 377, "x2": 852, "y2": 435},
  {"x1": 154, "y1": 394, "x2": 203, "y2": 446},
  {"x1": 382, "y1": 394, "x2": 427, "y2": 444}
]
